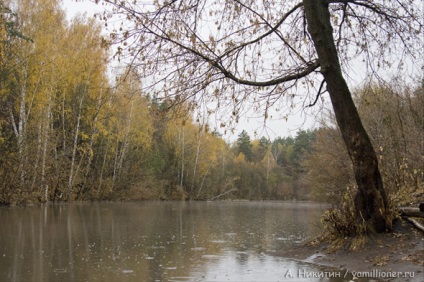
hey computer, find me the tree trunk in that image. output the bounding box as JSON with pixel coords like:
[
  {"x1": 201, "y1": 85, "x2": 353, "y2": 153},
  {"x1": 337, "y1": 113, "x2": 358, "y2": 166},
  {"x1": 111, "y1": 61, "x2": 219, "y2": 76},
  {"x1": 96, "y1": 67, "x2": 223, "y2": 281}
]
[
  {"x1": 68, "y1": 88, "x2": 85, "y2": 198},
  {"x1": 191, "y1": 125, "x2": 204, "y2": 194},
  {"x1": 41, "y1": 91, "x2": 52, "y2": 202},
  {"x1": 303, "y1": 0, "x2": 388, "y2": 232},
  {"x1": 97, "y1": 138, "x2": 110, "y2": 197},
  {"x1": 180, "y1": 126, "x2": 185, "y2": 188},
  {"x1": 117, "y1": 99, "x2": 134, "y2": 175}
]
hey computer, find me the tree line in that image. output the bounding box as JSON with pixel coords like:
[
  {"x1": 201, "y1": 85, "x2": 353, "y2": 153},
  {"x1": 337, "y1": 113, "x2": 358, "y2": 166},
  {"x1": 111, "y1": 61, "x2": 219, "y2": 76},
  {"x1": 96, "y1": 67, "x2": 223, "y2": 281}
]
[
  {"x1": 0, "y1": 0, "x2": 313, "y2": 204},
  {"x1": 98, "y1": 0, "x2": 422, "y2": 232},
  {"x1": 1, "y1": 0, "x2": 422, "y2": 209}
]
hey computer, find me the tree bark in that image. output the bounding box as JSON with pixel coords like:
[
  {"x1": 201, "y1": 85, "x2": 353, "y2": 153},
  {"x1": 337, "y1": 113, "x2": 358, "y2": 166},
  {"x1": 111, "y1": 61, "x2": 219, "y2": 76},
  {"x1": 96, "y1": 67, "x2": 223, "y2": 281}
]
[{"x1": 303, "y1": 0, "x2": 388, "y2": 232}]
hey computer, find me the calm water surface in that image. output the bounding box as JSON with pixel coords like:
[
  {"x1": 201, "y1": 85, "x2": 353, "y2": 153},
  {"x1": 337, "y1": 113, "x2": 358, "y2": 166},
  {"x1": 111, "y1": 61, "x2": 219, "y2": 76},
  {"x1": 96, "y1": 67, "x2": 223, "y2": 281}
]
[{"x1": 0, "y1": 201, "x2": 341, "y2": 281}]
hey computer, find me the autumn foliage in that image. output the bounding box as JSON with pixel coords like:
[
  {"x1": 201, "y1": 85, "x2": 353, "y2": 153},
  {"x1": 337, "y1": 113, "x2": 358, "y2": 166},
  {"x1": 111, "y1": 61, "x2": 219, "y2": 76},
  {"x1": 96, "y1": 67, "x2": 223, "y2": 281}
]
[{"x1": 0, "y1": 1, "x2": 422, "y2": 209}]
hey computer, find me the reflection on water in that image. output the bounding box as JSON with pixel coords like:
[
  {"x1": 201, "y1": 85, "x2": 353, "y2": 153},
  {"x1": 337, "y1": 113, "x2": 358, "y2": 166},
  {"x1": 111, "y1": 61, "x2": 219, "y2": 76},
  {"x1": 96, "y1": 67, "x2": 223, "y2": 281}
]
[{"x1": 0, "y1": 201, "x2": 334, "y2": 281}]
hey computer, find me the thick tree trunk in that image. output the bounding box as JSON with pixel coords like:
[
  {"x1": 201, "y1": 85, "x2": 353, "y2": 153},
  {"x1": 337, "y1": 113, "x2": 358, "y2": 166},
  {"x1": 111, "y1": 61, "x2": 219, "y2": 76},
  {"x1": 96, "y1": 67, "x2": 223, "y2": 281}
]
[{"x1": 303, "y1": 0, "x2": 388, "y2": 232}]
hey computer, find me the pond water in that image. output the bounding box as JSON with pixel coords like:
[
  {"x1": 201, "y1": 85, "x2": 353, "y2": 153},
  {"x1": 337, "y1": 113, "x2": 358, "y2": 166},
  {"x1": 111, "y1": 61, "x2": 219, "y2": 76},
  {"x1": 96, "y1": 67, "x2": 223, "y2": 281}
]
[{"x1": 0, "y1": 201, "x2": 345, "y2": 281}]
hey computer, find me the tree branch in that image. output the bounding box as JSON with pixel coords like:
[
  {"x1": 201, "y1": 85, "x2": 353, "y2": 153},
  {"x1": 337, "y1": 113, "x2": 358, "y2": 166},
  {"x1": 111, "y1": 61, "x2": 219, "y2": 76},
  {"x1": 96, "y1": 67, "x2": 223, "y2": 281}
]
[
  {"x1": 216, "y1": 2, "x2": 304, "y2": 61},
  {"x1": 140, "y1": 19, "x2": 320, "y2": 87},
  {"x1": 307, "y1": 79, "x2": 326, "y2": 107},
  {"x1": 220, "y1": 60, "x2": 320, "y2": 87},
  {"x1": 402, "y1": 216, "x2": 424, "y2": 234}
]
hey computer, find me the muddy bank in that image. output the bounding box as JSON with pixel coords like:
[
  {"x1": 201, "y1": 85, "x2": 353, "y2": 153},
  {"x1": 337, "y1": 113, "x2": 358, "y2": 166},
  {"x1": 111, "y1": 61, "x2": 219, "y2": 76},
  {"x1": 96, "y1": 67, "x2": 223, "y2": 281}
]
[{"x1": 271, "y1": 220, "x2": 423, "y2": 281}]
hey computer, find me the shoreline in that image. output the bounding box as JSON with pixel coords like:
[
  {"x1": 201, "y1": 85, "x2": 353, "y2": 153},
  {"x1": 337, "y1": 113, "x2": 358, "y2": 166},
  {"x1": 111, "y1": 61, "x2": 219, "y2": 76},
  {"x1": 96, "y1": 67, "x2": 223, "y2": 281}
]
[{"x1": 270, "y1": 220, "x2": 423, "y2": 281}]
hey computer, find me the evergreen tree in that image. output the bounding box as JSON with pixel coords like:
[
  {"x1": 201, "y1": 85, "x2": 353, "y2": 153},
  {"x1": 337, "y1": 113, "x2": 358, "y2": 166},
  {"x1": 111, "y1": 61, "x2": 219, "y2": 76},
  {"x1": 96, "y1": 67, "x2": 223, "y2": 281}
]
[{"x1": 236, "y1": 130, "x2": 253, "y2": 162}]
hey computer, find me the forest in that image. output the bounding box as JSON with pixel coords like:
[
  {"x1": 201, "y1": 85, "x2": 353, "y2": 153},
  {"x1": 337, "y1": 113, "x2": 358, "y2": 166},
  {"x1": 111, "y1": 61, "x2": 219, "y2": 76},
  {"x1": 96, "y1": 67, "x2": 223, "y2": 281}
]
[{"x1": 0, "y1": 0, "x2": 422, "y2": 207}]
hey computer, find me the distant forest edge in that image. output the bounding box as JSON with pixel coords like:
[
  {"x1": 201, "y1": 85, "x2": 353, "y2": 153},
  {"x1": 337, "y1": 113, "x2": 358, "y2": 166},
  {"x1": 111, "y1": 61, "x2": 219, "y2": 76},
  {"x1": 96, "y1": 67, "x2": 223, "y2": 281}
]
[{"x1": 0, "y1": 1, "x2": 422, "y2": 206}]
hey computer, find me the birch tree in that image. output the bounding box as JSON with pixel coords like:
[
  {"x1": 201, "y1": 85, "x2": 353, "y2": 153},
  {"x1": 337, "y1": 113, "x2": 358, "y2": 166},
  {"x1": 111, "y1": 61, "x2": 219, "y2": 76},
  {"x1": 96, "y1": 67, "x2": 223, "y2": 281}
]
[
  {"x1": 100, "y1": 0, "x2": 422, "y2": 232},
  {"x1": 63, "y1": 16, "x2": 109, "y2": 199}
]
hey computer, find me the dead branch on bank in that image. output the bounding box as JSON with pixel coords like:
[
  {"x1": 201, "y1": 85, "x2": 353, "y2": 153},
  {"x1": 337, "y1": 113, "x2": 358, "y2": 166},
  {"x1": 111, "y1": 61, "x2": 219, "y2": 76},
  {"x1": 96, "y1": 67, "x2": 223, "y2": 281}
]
[
  {"x1": 399, "y1": 207, "x2": 424, "y2": 234},
  {"x1": 399, "y1": 207, "x2": 424, "y2": 218}
]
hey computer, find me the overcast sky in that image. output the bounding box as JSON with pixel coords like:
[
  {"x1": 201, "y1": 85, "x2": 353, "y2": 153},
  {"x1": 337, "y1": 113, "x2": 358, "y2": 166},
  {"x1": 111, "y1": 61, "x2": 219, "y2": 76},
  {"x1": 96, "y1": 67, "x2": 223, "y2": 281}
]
[{"x1": 63, "y1": 0, "x2": 422, "y2": 142}]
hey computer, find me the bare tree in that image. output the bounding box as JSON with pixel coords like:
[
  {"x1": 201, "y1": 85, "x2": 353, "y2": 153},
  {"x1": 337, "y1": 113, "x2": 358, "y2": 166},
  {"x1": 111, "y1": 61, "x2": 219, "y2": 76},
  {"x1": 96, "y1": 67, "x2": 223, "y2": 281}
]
[{"x1": 99, "y1": 0, "x2": 422, "y2": 232}]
